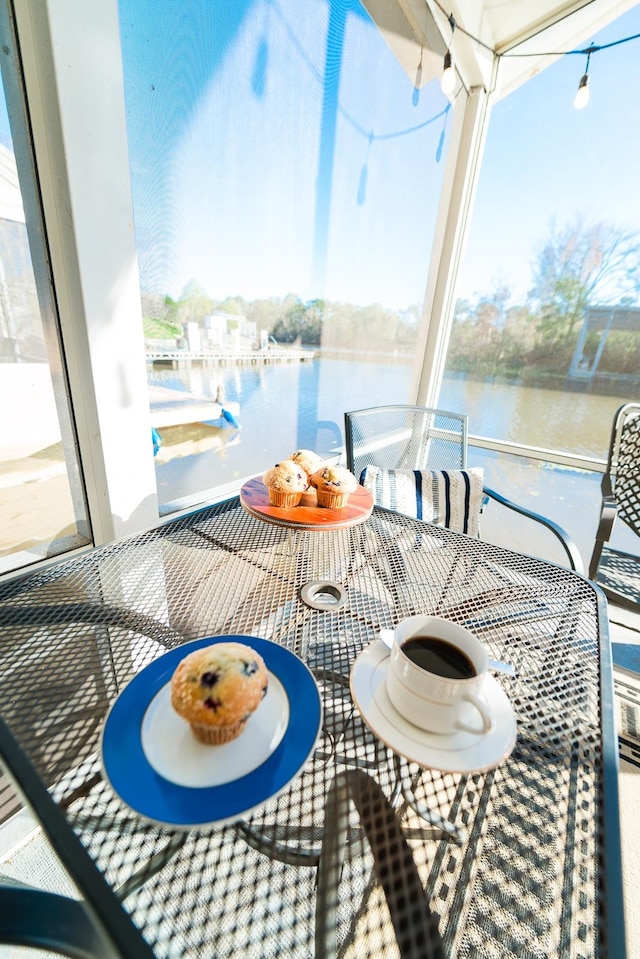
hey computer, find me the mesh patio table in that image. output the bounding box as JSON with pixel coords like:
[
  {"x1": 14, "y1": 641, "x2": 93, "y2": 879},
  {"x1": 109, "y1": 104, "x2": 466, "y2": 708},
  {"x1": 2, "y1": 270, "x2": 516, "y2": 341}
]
[{"x1": 0, "y1": 497, "x2": 625, "y2": 958}]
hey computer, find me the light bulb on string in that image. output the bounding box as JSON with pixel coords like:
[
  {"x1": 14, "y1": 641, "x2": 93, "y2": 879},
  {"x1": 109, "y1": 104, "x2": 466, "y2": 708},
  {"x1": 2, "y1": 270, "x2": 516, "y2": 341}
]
[
  {"x1": 574, "y1": 73, "x2": 589, "y2": 109},
  {"x1": 441, "y1": 14, "x2": 456, "y2": 98},
  {"x1": 441, "y1": 51, "x2": 456, "y2": 95},
  {"x1": 574, "y1": 48, "x2": 593, "y2": 109}
]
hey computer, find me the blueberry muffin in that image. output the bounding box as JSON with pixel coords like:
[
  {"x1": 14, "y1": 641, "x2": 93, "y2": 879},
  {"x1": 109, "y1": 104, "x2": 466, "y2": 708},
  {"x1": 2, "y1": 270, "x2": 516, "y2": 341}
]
[
  {"x1": 262, "y1": 459, "x2": 309, "y2": 507},
  {"x1": 170, "y1": 642, "x2": 268, "y2": 744},
  {"x1": 310, "y1": 465, "x2": 358, "y2": 509},
  {"x1": 288, "y1": 449, "x2": 324, "y2": 479}
]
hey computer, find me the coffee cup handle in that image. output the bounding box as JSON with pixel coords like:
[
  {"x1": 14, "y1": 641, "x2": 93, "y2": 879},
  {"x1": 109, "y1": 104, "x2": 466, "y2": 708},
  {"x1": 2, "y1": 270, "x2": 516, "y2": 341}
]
[{"x1": 456, "y1": 691, "x2": 495, "y2": 736}]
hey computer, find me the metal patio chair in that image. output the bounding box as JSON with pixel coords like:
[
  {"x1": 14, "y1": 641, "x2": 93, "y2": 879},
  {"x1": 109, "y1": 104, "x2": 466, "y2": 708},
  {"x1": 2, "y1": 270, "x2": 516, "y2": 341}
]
[
  {"x1": 0, "y1": 600, "x2": 189, "y2": 908},
  {"x1": 0, "y1": 713, "x2": 155, "y2": 959},
  {"x1": 589, "y1": 401, "x2": 640, "y2": 609},
  {"x1": 342, "y1": 406, "x2": 588, "y2": 889},
  {"x1": 345, "y1": 405, "x2": 468, "y2": 479},
  {"x1": 344, "y1": 405, "x2": 583, "y2": 572}
]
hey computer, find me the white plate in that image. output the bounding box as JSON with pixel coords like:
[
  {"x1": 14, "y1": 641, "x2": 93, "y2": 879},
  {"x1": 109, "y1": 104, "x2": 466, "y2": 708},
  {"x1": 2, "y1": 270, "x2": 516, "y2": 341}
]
[
  {"x1": 350, "y1": 640, "x2": 517, "y2": 773},
  {"x1": 141, "y1": 673, "x2": 290, "y2": 788},
  {"x1": 101, "y1": 635, "x2": 322, "y2": 829}
]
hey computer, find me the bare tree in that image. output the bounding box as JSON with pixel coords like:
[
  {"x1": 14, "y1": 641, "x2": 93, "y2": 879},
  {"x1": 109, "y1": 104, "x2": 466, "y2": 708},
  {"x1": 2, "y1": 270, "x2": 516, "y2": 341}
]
[{"x1": 527, "y1": 217, "x2": 640, "y2": 353}]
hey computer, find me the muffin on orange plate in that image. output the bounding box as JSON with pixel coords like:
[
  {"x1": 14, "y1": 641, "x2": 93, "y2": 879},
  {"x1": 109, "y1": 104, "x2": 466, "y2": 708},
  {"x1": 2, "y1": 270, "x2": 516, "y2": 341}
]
[
  {"x1": 288, "y1": 449, "x2": 324, "y2": 479},
  {"x1": 262, "y1": 459, "x2": 309, "y2": 507},
  {"x1": 310, "y1": 464, "x2": 358, "y2": 509},
  {"x1": 170, "y1": 642, "x2": 268, "y2": 744}
]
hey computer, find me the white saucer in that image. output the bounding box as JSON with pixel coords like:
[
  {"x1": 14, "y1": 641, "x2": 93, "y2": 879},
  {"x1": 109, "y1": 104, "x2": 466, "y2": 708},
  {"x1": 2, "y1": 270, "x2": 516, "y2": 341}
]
[{"x1": 350, "y1": 640, "x2": 517, "y2": 773}]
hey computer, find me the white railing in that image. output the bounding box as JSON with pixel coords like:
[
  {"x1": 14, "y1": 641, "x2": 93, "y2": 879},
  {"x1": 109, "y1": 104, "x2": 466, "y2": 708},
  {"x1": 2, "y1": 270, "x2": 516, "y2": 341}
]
[{"x1": 469, "y1": 433, "x2": 606, "y2": 474}]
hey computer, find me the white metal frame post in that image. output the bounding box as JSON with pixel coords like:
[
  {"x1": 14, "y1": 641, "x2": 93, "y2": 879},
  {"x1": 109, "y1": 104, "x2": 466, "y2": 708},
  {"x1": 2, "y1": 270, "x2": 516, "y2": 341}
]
[
  {"x1": 412, "y1": 82, "x2": 493, "y2": 409},
  {"x1": 12, "y1": 0, "x2": 159, "y2": 545}
]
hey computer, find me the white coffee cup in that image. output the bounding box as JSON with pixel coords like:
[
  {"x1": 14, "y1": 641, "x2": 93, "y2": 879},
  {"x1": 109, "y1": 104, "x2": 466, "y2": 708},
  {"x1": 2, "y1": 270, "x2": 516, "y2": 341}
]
[{"x1": 385, "y1": 615, "x2": 494, "y2": 736}]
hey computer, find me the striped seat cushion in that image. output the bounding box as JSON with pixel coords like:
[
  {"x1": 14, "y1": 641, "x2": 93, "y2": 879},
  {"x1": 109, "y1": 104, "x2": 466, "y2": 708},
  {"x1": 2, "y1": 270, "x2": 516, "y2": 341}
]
[{"x1": 361, "y1": 465, "x2": 484, "y2": 537}]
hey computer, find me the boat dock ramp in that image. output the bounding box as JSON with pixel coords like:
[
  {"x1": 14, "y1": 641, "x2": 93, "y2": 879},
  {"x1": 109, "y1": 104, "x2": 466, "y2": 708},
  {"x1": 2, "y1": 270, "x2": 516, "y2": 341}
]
[
  {"x1": 149, "y1": 385, "x2": 240, "y2": 429},
  {"x1": 147, "y1": 348, "x2": 314, "y2": 369}
]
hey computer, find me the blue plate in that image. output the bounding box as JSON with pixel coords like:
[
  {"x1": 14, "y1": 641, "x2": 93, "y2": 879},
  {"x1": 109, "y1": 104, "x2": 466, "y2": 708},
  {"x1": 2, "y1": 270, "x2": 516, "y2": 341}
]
[{"x1": 101, "y1": 635, "x2": 322, "y2": 828}]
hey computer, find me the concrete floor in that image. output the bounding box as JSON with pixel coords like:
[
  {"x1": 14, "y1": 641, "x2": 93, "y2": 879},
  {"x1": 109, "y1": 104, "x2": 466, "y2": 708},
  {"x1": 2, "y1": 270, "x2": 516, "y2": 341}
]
[
  {"x1": 608, "y1": 599, "x2": 640, "y2": 959},
  {"x1": 610, "y1": 601, "x2": 640, "y2": 670}
]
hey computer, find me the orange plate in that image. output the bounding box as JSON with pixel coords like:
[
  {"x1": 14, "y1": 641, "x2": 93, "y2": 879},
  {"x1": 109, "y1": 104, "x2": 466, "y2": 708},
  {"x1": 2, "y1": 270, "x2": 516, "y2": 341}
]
[{"x1": 240, "y1": 477, "x2": 374, "y2": 530}]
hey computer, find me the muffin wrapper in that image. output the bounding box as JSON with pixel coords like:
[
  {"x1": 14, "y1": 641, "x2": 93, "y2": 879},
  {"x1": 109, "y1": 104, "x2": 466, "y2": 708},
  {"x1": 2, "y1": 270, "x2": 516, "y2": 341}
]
[
  {"x1": 316, "y1": 490, "x2": 349, "y2": 509},
  {"x1": 190, "y1": 719, "x2": 247, "y2": 744},
  {"x1": 267, "y1": 489, "x2": 303, "y2": 508}
]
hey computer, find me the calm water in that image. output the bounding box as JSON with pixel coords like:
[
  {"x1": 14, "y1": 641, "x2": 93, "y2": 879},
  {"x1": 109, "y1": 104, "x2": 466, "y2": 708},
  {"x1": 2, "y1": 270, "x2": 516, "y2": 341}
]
[{"x1": 150, "y1": 353, "x2": 629, "y2": 510}]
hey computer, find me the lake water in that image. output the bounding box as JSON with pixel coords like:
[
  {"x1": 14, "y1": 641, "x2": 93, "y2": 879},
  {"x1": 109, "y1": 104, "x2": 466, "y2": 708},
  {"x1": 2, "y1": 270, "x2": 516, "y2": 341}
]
[
  {"x1": 151, "y1": 355, "x2": 626, "y2": 493},
  {"x1": 150, "y1": 352, "x2": 637, "y2": 563}
]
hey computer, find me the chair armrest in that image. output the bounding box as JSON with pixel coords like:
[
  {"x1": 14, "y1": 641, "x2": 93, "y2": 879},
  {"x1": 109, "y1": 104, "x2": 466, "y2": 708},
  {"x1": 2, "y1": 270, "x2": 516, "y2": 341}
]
[
  {"x1": 482, "y1": 486, "x2": 584, "y2": 574},
  {"x1": 588, "y1": 473, "x2": 619, "y2": 580},
  {"x1": 0, "y1": 881, "x2": 115, "y2": 959},
  {"x1": 0, "y1": 715, "x2": 156, "y2": 959}
]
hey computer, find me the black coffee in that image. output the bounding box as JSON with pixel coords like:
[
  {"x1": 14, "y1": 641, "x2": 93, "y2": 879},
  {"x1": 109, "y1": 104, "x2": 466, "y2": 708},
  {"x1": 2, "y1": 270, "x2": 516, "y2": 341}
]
[{"x1": 401, "y1": 636, "x2": 476, "y2": 679}]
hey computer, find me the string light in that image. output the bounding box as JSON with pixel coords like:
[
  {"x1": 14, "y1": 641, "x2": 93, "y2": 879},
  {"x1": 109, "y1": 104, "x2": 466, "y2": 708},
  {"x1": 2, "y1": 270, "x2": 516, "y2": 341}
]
[
  {"x1": 432, "y1": 2, "x2": 640, "y2": 111},
  {"x1": 441, "y1": 51, "x2": 456, "y2": 95},
  {"x1": 500, "y1": 31, "x2": 640, "y2": 109},
  {"x1": 574, "y1": 73, "x2": 589, "y2": 109},
  {"x1": 441, "y1": 14, "x2": 456, "y2": 97},
  {"x1": 574, "y1": 47, "x2": 593, "y2": 109}
]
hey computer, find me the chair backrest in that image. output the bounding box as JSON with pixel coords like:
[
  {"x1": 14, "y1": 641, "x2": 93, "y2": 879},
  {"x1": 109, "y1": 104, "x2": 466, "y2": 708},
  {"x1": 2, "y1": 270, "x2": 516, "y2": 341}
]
[
  {"x1": 344, "y1": 405, "x2": 468, "y2": 482},
  {"x1": 606, "y1": 401, "x2": 640, "y2": 537}
]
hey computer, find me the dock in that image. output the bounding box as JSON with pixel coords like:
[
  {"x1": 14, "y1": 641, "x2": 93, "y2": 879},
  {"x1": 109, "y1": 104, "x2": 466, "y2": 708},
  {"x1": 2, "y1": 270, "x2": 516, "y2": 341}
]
[
  {"x1": 149, "y1": 385, "x2": 240, "y2": 429},
  {"x1": 146, "y1": 348, "x2": 314, "y2": 369}
]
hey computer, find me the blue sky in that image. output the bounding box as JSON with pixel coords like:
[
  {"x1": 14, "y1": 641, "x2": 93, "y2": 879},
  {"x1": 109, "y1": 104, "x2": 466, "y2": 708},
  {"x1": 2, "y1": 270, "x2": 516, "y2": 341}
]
[
  {"x1": 118, "y1": 0, "x2": 640, "y2": 311},
  {"x1": 458, "y1": 4, "x2": 640, "y2": 304},
  {"x1": 120, "y1": 0, "x2": 451, "y2": 308},
  {"x1": 1, "y1": 1, "x2": 638, "y2": 313}
]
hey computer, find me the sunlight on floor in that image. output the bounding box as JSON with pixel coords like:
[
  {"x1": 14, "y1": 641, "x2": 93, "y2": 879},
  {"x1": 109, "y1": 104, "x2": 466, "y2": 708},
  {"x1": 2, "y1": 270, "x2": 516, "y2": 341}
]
[{"x1": 619, "y1": 764, "x2": 640, "y2": 959}]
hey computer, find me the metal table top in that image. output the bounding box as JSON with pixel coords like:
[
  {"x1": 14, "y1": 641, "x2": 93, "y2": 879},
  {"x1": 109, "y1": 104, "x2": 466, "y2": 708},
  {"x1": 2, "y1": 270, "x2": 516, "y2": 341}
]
[{"x1": 0, "y1": 498, "x2": 625, "y2": 958}]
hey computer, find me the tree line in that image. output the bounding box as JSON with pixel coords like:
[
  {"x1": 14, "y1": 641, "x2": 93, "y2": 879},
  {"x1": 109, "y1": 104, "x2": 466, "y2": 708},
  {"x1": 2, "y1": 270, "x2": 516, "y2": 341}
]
[
  {"x1": 145, "y1": 217, "x2": 640, "y2": 379},
  {"x1": 449, "y1": 218, "x2": 640, "y2": 378}
]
